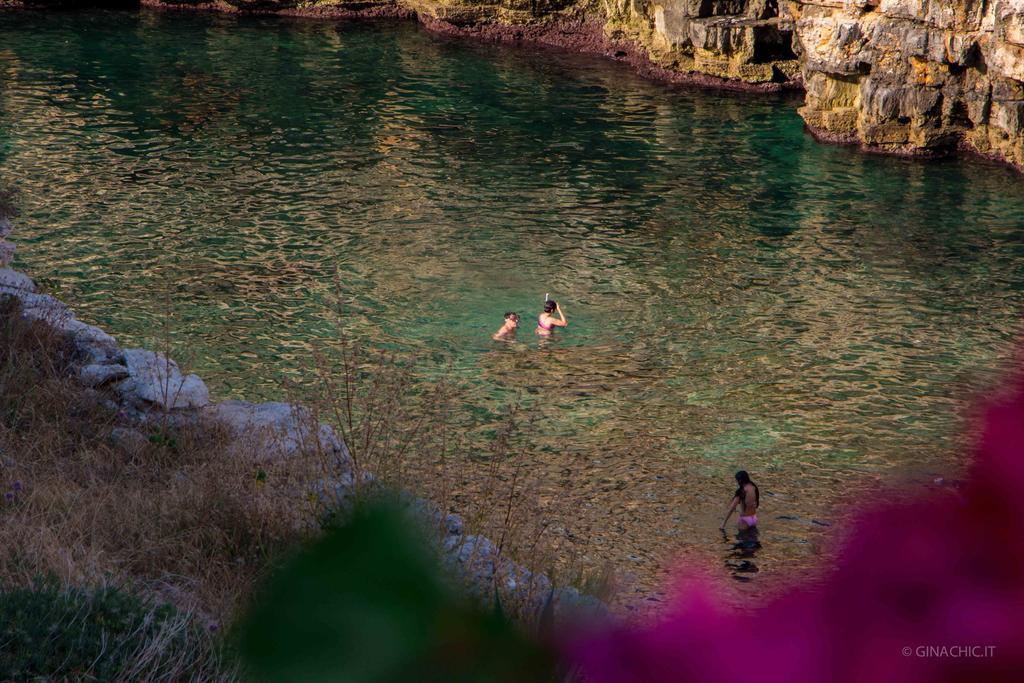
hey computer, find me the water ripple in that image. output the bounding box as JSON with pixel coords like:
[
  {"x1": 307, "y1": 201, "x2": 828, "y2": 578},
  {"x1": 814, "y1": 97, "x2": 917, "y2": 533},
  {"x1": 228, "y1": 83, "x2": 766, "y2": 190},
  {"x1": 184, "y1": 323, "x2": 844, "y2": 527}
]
[{"x1": 2, "y1": 9, "x2": 1024, "y2": 600}]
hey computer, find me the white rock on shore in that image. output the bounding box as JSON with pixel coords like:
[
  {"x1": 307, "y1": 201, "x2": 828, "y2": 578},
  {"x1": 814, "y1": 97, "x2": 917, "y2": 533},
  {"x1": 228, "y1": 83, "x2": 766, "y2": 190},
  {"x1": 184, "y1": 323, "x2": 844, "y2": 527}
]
[
  {"x1": 0, "y1": 267, "x2": 35, "y2": 294},
  {"x1": 67, "y1": 321, "x2": 122, "y2": 364},
  {"x1": 209, "y1": 399, "x2": 348, "y2": 463},
  {"x1": 79, "y1": 363, "x2": 130, "y2": 388},
  {"x1": 117, "y1": 348, "x2": 210, "y2": 411},
  {"x1": 16, "y1": 291, "x2": 70, "y2": 319}
]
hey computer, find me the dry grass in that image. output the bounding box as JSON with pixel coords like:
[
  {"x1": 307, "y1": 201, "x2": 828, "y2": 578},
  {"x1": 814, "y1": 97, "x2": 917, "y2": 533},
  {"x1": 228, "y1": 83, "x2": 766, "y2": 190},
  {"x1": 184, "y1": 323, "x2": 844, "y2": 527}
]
[
  {"x1": 116, "y1": 604, "x2": 232, "y2": 682},
  {"x1": 0, "y1": 296, "x2": 318, "y2": 624},
  {"x1": 0, "y1": 283, "x2": 608, "y2": 646},
  {"x1": 0, "y1": 576, "x2": 234, "y2": 681}
]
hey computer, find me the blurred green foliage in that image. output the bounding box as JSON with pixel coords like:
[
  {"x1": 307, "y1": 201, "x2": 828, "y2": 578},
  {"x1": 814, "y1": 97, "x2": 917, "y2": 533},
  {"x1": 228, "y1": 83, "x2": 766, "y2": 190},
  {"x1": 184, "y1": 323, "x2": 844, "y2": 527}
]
[{"x1": 237, "y1": 502, "x2": 557, "y2": 682}]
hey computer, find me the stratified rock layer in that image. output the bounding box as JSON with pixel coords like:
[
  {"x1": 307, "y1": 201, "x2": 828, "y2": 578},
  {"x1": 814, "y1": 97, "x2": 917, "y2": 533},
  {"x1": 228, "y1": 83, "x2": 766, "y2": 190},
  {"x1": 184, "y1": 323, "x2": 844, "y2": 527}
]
[
  {"x1": 791, "y1": 0, "x2": 1024, "y2": 168},
  {"x1": 601, "y1": 0, "x2": 800, "y2": 84}
]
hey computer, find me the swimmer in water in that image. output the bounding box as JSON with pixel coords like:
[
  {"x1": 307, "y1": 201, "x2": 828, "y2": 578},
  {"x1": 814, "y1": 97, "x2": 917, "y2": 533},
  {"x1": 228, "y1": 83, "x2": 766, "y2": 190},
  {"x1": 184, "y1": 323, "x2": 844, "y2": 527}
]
[
  {"x1": 720, "y1": 470, "x2": 760, "y2": 531},
  {"x1": 535, "y1": 299, "x2": 567, "y2": 336},
  {"x1": 492, "y1": 312, "x2": 520, "y2": 341}
]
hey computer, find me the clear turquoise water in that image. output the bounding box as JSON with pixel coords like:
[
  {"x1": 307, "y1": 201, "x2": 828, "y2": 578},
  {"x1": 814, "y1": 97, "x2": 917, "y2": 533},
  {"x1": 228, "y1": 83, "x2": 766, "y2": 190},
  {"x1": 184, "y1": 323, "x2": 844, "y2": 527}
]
[{"x1": 2, "y1": 10, "x2": 1023, "y2": 600}]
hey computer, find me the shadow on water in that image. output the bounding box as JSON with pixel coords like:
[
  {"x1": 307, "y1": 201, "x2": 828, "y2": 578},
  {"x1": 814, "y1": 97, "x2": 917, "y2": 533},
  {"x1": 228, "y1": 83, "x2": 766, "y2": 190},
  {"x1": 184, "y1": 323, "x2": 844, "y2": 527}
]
[{"x1": 723, "y1": 526, "x2": 762, "y2": 582}]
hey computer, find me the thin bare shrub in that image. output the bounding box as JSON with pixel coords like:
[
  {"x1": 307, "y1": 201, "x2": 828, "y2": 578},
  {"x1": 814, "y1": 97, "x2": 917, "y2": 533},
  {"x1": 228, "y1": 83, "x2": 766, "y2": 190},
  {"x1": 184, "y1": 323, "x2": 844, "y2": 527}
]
[{"x1": 297, "y1": 291, "x2": 608, "y2": 615}]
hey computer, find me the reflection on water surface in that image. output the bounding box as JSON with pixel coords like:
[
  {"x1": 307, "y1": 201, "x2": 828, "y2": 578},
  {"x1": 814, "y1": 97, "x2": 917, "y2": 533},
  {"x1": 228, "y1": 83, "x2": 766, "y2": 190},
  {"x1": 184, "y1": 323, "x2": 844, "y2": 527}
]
[{"x1": 2, "y1": 9, "x2": 1023, "y2": 605}]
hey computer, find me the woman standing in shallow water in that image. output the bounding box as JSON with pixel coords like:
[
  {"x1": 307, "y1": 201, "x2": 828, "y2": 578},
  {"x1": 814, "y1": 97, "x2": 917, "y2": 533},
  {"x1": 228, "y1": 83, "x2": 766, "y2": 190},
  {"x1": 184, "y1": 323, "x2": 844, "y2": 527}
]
[
  {"x1": 721, "y1": 470, "x2": 759, "y2": 530},
  {"x1": 536, "y1": 299, "x2": 567, "y2": 336}
]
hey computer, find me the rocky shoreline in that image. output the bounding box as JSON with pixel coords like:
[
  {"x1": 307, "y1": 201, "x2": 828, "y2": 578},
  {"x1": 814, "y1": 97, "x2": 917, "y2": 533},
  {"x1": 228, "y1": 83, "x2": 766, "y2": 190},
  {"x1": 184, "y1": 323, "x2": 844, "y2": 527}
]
[
  {"x1": 0, "y1": 216, "x2": 603, "y2": 623},
  {"x1": 414, "y1": 12, "x2": 803, "y2": 93}
]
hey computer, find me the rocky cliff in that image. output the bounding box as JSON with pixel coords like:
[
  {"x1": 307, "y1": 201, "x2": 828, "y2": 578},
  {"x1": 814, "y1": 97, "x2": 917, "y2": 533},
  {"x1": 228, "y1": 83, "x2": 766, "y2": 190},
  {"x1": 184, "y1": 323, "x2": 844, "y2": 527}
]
[
  {"x1": 792, "y1": 0, "x2": 1024, "y2": 167},
  {"x1": 398, "y1": 0, "x2": 801, "y2": 87}
]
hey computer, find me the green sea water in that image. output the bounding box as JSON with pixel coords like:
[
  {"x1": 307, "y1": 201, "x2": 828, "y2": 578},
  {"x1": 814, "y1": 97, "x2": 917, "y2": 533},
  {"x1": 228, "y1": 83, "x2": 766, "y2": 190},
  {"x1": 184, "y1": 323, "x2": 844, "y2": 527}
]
[{"x1": 2, "y1": 9, "x2": 1023, "y2": 602}]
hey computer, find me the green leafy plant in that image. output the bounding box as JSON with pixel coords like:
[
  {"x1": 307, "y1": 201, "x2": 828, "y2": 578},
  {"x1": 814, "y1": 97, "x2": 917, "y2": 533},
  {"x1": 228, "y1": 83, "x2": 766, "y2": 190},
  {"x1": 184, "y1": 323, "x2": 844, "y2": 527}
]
[
  {"x1": 147, "y1": 425, "x2": 179, "y2": 451},
  {"x1": 237, "y1": 501, "x2": 558, "y2": 682}
]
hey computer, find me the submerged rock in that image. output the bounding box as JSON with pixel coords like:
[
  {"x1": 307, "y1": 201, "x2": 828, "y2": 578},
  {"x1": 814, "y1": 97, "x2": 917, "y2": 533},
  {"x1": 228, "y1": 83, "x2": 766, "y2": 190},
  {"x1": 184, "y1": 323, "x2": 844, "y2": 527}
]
[{"x1": 117, "y1": 348, "x2": 210, "y2": 411}]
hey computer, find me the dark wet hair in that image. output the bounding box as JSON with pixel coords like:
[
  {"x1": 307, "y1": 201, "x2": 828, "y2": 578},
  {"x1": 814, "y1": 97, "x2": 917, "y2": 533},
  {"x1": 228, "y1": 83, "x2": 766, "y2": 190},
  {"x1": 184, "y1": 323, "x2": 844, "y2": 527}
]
[
  {"x1": 504, "y1": 312, "x2": 519, "y2": 321},
  {"x1": 543, "y1": 300, "x2": 557, "y2": 313},
  {"x1": 735, "y1": 470, "x2": 759, "y2": 507}
]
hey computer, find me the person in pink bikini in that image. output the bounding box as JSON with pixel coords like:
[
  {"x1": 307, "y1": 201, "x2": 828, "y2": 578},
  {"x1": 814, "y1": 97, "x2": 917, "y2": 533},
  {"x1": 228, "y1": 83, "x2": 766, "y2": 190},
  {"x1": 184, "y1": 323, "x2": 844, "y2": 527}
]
[
  {"x1": 535, "y1": 299, "x2": 567, "y2": 336},
  {"x1": 720, "y1": 470, "x2": 759, "y2": 531}
]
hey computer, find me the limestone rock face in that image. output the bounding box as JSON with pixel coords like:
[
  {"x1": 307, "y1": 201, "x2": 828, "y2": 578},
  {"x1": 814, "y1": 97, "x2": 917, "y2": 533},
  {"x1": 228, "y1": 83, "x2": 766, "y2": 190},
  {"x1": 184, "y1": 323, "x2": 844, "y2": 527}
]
[
  {"x1": 792, "y1": 0, "x2": 1024, "y2": 166},
  {"x1": 404, "y1": 0, "x2": 577, "y2": 26},
  {"x1": 406, "y1": 0, "x2": 800, "y2": 85},
  {"x1": 209, "y1": 399, "x2": 351, "y2": 464},
  {"x1": 79, "y1": 363, "x2": 130, "y2": 388},
  {"x1": 0, "y1": 267, "x2": 35, "y2": 294},
  {"x1": 118, "y1": 348, "x2": 210, "y2": 411},
  {"x1": 606, "y1": 0, "x2": 799, "y2": 83}
]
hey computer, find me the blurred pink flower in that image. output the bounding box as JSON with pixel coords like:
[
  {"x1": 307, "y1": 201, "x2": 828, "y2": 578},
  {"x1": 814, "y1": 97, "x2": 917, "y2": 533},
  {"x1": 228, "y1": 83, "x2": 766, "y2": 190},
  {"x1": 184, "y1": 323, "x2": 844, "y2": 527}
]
[{"x1": 568, "y1": 368, "x2": 1024, "y2": 682}]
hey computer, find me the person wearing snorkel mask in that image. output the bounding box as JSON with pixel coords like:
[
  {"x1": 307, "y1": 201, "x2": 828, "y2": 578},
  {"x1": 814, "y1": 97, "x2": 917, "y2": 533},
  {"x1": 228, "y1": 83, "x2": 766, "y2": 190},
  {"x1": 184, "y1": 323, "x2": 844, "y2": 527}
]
[{"x1": 536, "y1": 298, "x2": 567, "y2": 336}]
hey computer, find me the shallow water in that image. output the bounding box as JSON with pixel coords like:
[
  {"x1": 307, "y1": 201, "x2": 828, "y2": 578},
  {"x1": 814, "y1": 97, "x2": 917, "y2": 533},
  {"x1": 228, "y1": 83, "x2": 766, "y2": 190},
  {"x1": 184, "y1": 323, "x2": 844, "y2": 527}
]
[{"x1": 2, "y1": 9, "x2": 1024, "y2": 604}]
